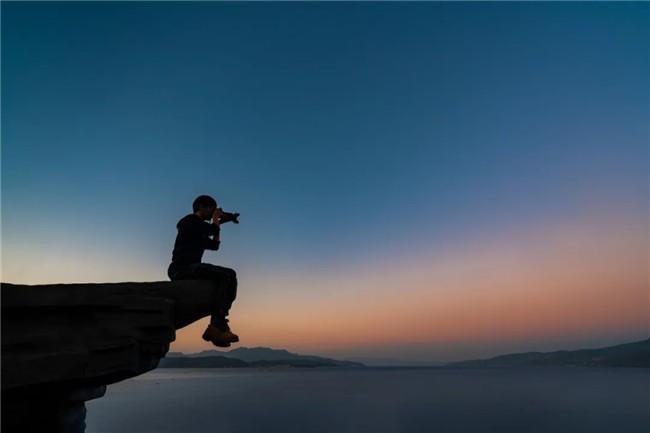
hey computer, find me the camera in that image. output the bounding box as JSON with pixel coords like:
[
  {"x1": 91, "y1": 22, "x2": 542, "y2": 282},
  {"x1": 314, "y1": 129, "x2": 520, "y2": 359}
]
[{"x1": 219, "y1": 210, "x2": 240, "y2": 224}]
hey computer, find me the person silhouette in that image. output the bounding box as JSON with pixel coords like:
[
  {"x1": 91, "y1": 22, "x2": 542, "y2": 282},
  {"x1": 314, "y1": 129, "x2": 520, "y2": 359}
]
[{"x1": 167, "y1": 195, "x2": 239, "y2": 347}]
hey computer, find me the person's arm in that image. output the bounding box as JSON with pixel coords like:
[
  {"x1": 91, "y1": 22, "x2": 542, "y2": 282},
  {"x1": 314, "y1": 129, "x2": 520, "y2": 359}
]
[
  {"x1": 202, "y1": 208, "x2": 222, "y2": 250},
  {"x1": 179, "y1": 217, "x2": 220, "y2": 251},
  {"x1": 203, "y1": 221, "x2": 221, "y2": 250}
]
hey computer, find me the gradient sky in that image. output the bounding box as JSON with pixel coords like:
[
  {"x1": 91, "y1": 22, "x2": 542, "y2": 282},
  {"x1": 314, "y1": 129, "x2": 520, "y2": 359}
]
[{"x1": 2, "y1": 2, "x2": 648, "y2": 362}]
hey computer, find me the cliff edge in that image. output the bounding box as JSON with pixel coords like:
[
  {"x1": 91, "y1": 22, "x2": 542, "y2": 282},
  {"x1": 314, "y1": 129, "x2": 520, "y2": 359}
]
[{"x1": 1, "y1": 280, "x2": 219, "y2": 433}]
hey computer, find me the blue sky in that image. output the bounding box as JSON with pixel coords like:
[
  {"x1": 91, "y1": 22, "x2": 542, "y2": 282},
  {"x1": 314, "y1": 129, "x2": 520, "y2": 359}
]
[{"x1": 2, "y1": 3, "x2": 648, "y2": 359}]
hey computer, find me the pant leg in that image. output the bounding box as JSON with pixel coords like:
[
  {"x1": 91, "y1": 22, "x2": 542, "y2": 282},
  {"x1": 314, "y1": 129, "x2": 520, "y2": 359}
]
[
  {"x1": 209, "y1": 265, "x2": 237, "y2": 315},
  {"x1": 167, "y1": 262, "x2": 237, "y2": 325}
]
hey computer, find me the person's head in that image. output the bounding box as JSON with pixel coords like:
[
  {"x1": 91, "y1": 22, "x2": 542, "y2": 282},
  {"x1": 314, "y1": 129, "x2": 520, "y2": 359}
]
[{"x1": 193, "y1": 195, "x2": 218, "y2": 220}]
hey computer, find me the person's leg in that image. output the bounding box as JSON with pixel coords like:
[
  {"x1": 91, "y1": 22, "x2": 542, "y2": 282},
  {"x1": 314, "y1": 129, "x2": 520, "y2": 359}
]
[
  {"x1": 169, "y1": 263, "x2": 237, "y2": 329},
  {"x1": 208, "y1": 265, "x2": 237, "y2": 319},
  {"x1": 199, "y1": 265, "x2": 237, "y2": 328}
]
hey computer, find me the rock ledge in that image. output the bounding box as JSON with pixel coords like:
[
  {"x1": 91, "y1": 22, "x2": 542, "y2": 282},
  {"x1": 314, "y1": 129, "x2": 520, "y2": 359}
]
[{"x1": 1, "y1": 280, "x2": 219, "y2": 433}]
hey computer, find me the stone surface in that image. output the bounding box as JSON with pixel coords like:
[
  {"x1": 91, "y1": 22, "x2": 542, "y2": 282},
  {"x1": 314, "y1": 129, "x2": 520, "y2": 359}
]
[{"x1": 1, "y1": 280, "x2": 219, "y2": 432}]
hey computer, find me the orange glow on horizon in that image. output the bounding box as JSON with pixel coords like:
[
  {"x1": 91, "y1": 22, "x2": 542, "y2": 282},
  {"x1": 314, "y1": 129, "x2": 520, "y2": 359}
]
[{"x1": 171, "y1": 211, "x2": 648, "y2": 360}]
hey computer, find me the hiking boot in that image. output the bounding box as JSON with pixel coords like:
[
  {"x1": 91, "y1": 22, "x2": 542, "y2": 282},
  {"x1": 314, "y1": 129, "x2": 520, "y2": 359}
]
[
  {"x1": 213, "y1": 318, "x2": 240, "y2": 343},
  {"x1": 220, "y1": 328, "x2": 239, "y2": 343},
  {"x1": 202, "y1": 324, "x2": 232, "y2": 347}
]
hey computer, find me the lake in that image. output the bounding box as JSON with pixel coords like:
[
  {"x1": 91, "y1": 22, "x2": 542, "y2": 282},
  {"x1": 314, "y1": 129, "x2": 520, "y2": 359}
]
[{"x1": 86, "y1": 367, "x2": 649, "y2": 433}]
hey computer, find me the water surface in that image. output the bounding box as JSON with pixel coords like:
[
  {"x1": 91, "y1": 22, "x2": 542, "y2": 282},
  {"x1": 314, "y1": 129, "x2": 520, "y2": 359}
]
[{"x1": 86, "y1": 367, "x2": 649, "y2": 433}]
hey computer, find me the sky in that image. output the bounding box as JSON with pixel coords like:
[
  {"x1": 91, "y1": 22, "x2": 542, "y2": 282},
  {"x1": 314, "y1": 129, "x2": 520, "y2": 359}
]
[{"x1": 2, "y1": 2, "x2": 648, "y2": 363}]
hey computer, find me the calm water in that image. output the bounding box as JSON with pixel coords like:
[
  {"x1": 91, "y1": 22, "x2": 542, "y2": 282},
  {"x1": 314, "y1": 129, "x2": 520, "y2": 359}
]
[{"x1": 86, "y1": 367, "x2": 649, "y2": 433}]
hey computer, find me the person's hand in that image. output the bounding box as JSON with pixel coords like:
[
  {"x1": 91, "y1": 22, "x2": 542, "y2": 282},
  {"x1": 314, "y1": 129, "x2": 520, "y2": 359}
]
[{"x1": 212, "y1": 207, "x2": 224, "y2": 225}]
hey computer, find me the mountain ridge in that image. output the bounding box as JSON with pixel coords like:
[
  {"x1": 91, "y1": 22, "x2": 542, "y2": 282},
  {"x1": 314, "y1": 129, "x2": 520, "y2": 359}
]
[
  {"x1": 448, "y1": 338, "x2": 649, "y2": 368},
  {"x1": 161, "y1": 346, "x2": 364, "y2": 368},
  {"x1": 165, "y1": 339, "x2": 649, "y2": 368}
]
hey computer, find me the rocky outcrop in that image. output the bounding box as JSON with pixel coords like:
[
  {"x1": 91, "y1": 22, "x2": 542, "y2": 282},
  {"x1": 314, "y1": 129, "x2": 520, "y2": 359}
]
[{"x1": 1, "y1": 280, "x2": 220, "y2": 433}]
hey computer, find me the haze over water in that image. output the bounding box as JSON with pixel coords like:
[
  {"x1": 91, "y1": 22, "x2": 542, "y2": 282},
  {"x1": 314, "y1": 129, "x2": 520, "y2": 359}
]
[{"x1": 87, "y1": 368, "x2": 650, "y2": 433}]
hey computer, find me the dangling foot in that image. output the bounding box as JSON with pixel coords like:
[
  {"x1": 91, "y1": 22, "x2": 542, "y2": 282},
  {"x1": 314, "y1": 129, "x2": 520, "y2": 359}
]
[
  {"x1": 214, "y1": 318, "x2": 239, "y2": 343},
  {"x1": 202, "y1": 324, "x2": 232, "y2": 347},
  {"x1": 222, "y1": 328, "x2": 239, "y2": 343}
]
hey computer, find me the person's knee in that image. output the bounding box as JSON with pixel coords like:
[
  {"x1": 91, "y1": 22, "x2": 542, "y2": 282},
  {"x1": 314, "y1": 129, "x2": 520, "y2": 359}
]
[
  {"x1": 217, "y1": 266, "x2": 235, "y2": 278},
  {"x1": 219, "y1": 267, "x2": 237, "y2": 283}
]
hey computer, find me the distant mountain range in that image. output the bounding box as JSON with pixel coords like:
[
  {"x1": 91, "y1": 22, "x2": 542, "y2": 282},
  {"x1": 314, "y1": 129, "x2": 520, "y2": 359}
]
[
  {"x1": 161, "y1": 347, "x2": 365, "y2": 368},
  {"x1": 448, "y1": 338, "x2": 650, "y2": 368},
  {"x1": 159, "y1": 356, "x2": 248, "y2": 368},
  {"x1": 162, "y1": 339, "x2": 649, "y2": 369},
  {"x1": 342, "y1": 356, "x2": 447, "y2": 367}
]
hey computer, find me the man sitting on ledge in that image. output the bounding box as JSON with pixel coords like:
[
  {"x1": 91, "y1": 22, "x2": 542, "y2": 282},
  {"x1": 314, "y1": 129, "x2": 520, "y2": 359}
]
[{"x1": 167, "y1": 194, "x2": 239, "y2": 347}]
